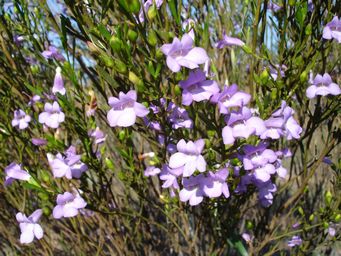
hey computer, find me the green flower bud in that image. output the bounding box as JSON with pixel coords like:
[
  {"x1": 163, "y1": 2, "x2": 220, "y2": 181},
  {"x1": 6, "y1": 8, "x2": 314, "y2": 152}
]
[
  {"x1": 127, "y1": 29, "x2": 138, "y2": 42},
  {"x1": 323, "y1": 222, "x2": 329, "y2": 229},
  {"x1": 298, "y1": 206, "x2": 304, "y2": 216},
  {"x1": 309, "y1": 214, "x2": 315, "y2": 222},
  {"x1": 260, "y1": 69, "x2": 269, "y2": 84},
  {"x1": 147, "y1": 4, "x2": 157, "y2": 20},
  {"x1": 114, "y1": 59, "x2": 127, "y2": 74},
  {"x1": 147, "y1": 30, "x2": 158, "y2": 46},
  {"x1": 30, "y1": 65, "x2": 40, "y2": 74},
  {"x1": 109, "y1": 36, "x2": 122, "y2": 53},
  {"x1": 289, "y1": 0, "x2": 295, "y2": 6},
  {"x1": 156, "y1": 49, "x2": 163, "y2": 59},
  {"x1": 305, "y1": 23, "x2": 312, "y2": 36},
  {"x1": 38, "y1": 192, "x2": 49, "y2": 201},
  {"x1": 300, "y1": 71, "x2": 308, "y2": 83},
  {"x1": 271, "y1": 88, "x2": 277, "y2": 100},
  {"x1": 127, "y1": 0, "x2": 141, "y2": 14},
  {"x1": 42, "y1": 207, "x2": 51, "y2": 216},
  {"x1": 41, "y1": 171, "x2": 50, "y2": 183},
  {"x1": 325, "y1": 191, "x2": 333, "y2": 205},
  {"x1": 119, "y1": 130, "x2": 126, "y2": 140},
  {"x1": 246, "y1": 220, "x2": 254, "y2": 230},
  {"x1": 100, "y1": 55, "x2": 114, "y2": 68},
  {"x1": 174, "y1": 85, "x2": 182, "y2": 96},
  {"x1": 129, "y1": 71, "x2": 144, "y2": 91},
  {"x1": 242, "y1": 45, "x2": 252, "y2": 54},
  {"x1": 334, "y1": 214, "x2": 341, "y2": 222},
  {"x1": 105, "y1": 158, "x2": 115, "y2": 170}
]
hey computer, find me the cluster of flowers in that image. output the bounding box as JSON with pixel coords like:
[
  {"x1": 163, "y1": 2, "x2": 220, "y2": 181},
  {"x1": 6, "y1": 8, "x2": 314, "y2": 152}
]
[{"x1": 7, "y1": 47, "x2": 106, "y2": 244}]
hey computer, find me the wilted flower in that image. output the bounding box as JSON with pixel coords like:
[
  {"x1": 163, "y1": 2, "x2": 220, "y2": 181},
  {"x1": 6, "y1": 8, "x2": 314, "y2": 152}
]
[
  {"x1": 169, "y1": 139, "x2": 206, "y2": 177},
  {"x1": 52, "y1": 67, "x2": 65, "y2": 95},
  {"x1": 11, "y1": 109, "x2": 31, "y2": 130},
  {"x1": 179, "y1": 69, "x2": 219, "y2": 106},
  {"x1": 160, "y1": 33, "x2": 209, "y2": 72},
  {"x1": 47, "y1": 146, "x2": 88, "y2": 179},
  {"x1": 28, "y1": 95, "x2": 41, "y2": 106},
  {"x1": 215, "y1": 31, "x2": 245, "y2": 48},
  {"x1": 4, "y1": 162, "x2": 31, "y2": 186},
  {"x1": 16, "y1": 209, "x2": 43, "y2": 244},
  {"x1": 306, "y1": 73, "x2": 341, "y2": 99},
  {"x1": 144, "y1": 166, "x2": 161, "y2": 177},
  {"x1": 42, "y1": 45, "x2": 65, "y2": 61},
  {"x1": 38, "y1": 101, "x2": 65, "y2": 129},
  {"x1": 107, "y1": 90, "x2": 149, "y2": 127},
  {"x1": 322, "y1": 16, "x2": 341, "y2": 43},
  {"x1": 53, "y1": 191, "x2": 87, "y2": 219},
  {"x1": 288, "y1": 235, "x2": 302, "y2": 247}
]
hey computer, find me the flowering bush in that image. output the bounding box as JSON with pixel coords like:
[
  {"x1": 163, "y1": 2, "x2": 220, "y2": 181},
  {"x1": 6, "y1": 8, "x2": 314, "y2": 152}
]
[{"x1": 0, "y1": 0, "x2": 340, "y2": 255}]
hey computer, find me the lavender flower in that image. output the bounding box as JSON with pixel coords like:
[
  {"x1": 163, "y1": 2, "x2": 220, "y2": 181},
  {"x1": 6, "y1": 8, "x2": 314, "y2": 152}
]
[
  {"x1": 179, "y1": 174, "x2": 205, "y2": 205},
  {"x1": 167, "y1": 103, "x2": 193, "y2": 129},
  {"x1": 28, "y1": 95, "x2": 41, "y2": 106},
  {"x1": 215, "y1": 31, "x2": 245, "y2": 48},
  {"x1": 138, "y1": 0, "x2": 163, "y2": 22},
  {"x1": 322, "y1": 16, "x2": 341, "y2": 43},
  {"x1": 144, "y1": 166, "x2": 161, "y2": 177},
  {"x1": 160, "y1": 33, "x2": 209, "y2": 72},
  {"x1": 269, "y1": 64, "x2": 287, "y2": 80},
  {"x1": 159, "y1": 164, "x2": 181, "y2": 192},
  {"x1": 11, "y1": 109, "x2": 31, "y2": 130},
  {"x1": 31, "y1": 138, "x2": 48, "y2": 146},
  {"x1": 16, "y1": 209, "x2": 43, "y2": 244},
  {"x1": 268, "y1": 1, "x2": 282, "y2": 12},
  {"x1": 222, "y1": 107, "x2": 266, "y2": 144},
  {"x1": 288, "y1": 235, "x2": 302, "y2": 247},
  {"x1": 179, "y1": 69, "x2": 219, "y2": 106},
  {"x1": 52, "y1": 67, "x2": 65, "y2": 95},
  {"x1": 210, "y1": 84, "x2": 251, "y2": 114},
  {"x1": 42, "y1": 45, "x2": 65, "y2": 61},
  {"x1": 169, "y1": 139, "x2": 206, "y2": 177},
  {"x1": 53, "y1": 191, "x2": 87, "y2": 219},
  {"x1": 38, "y1": 101, "x2": 65, "y2": 129},
  {"x1": 182, "y1": 18, "x2": 195, "y2": 40},
  {"x1": 47, "y1": 146, "x2": 88, "y2": 179},
  {"x1": 88, "y1": 127, "x2": 106, "y2": 144},
  {"x1": 306, "y1": 73, "x2": 341, "y2": 99},
  {"x1": 107, "y1": 90, "x2": 149, "y2": 127},
  {"x1": 4, "y1": 162, "x2": 31, "y2": 186},
  {"x1": 261, "y1": 101, "x2": 302, "y2": 140},
  {"x1": 202, "y1": 168, "x2": 230, "y2": 198}
]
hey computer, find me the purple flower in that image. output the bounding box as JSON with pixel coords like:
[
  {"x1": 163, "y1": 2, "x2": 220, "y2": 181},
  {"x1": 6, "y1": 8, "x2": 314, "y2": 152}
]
[
  {"x1": 179, "y1": 69, "x2": 219, "y2": 106},
  {"x1": 210, "y1": 84, "x2": 251, "y2": 114},
  {"x1": 16, "y1": 209, "x2": 43, "y2": 244},
  {"x1": 159, "y1": 164, "x2": 181, "y2": 191},
  {"x1": 107, "y1": 90, "x2": 149, "y2": 127},
  {"x1": 268, "y1": 1, "x2": 282, "y2": 12},
  {"x1": 306, "y1": 73, "x2": 341, "y2": 99},
  {"x1": 323, "y1": 16, "x2": 341, "y2": 43},
  {"x1": 215, "y1": 31, "x2": 245, "y2": 48},
  {"x1": 167, "y1": 103, "x2": 193, "y2": 129},
  {"x1": 31, "y1": 138, "x2": 48, "y2": 146},
  {"x1": 28, "y1": 95, "x2": 41, "y2": 106},
  {"x1": 179, "y1": 174, "x2": 205, "y2": 205},
  {"x1": 287, "y1": 235, "x2": 302, "y2": 247},
  {"x1": 52, "y1": 67, "x2": 65, "y2": 95},
  {"x1": 261, "y1": 101, "x2": 302, "y2": 140},
  {"x1": 38, "y1": 101, "x2": 65, "y2": 129},
  {"x1": 222, "y1": 107, "x2": 266, "y2": 144},
  {"x1": 53, "y1": 191, "x2": 87, "y2": 219},
  {"x1": 269, "y1": 64, "x2": 287, "y2": 80},
  {"x1": 47, "y1": 146, "x2": 88, "y2": 179},
  {"x1": 160, "y1": 33, "x2": 209, "y2": 72},
  {"x1": 4, "y1": 162, "x2": 31, "y2": 186},
  {"x1": 328, "y1": 223, "x2": 336, "y2": 237},
  {"x1": 42, "y1": 46, "x2": 65, "y2": 61},
  {"x1": 169, "y1": 139, "x2": 206, "y2": 177},
  {"x1": 182, "y1": 19, "x2": 195, "y2": 40},
  {"x1": 138, "y1": 0, "x2": 163, "y2": 22},
  {"x1": 258, "y1": 181, "x2": 277, "y2": 207},
  {"x1": 202, "y1": 168, "x2": 230, "y2": 198},
  {"x1": 88, "y1": 127, "x2": 106, "y2": 144},
  {"x1": 11, "y1": 109, "x2": 31, "y2": 130},
  {"x1": 144, "y1": 166, "x2": 161, "y2": 177}
]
